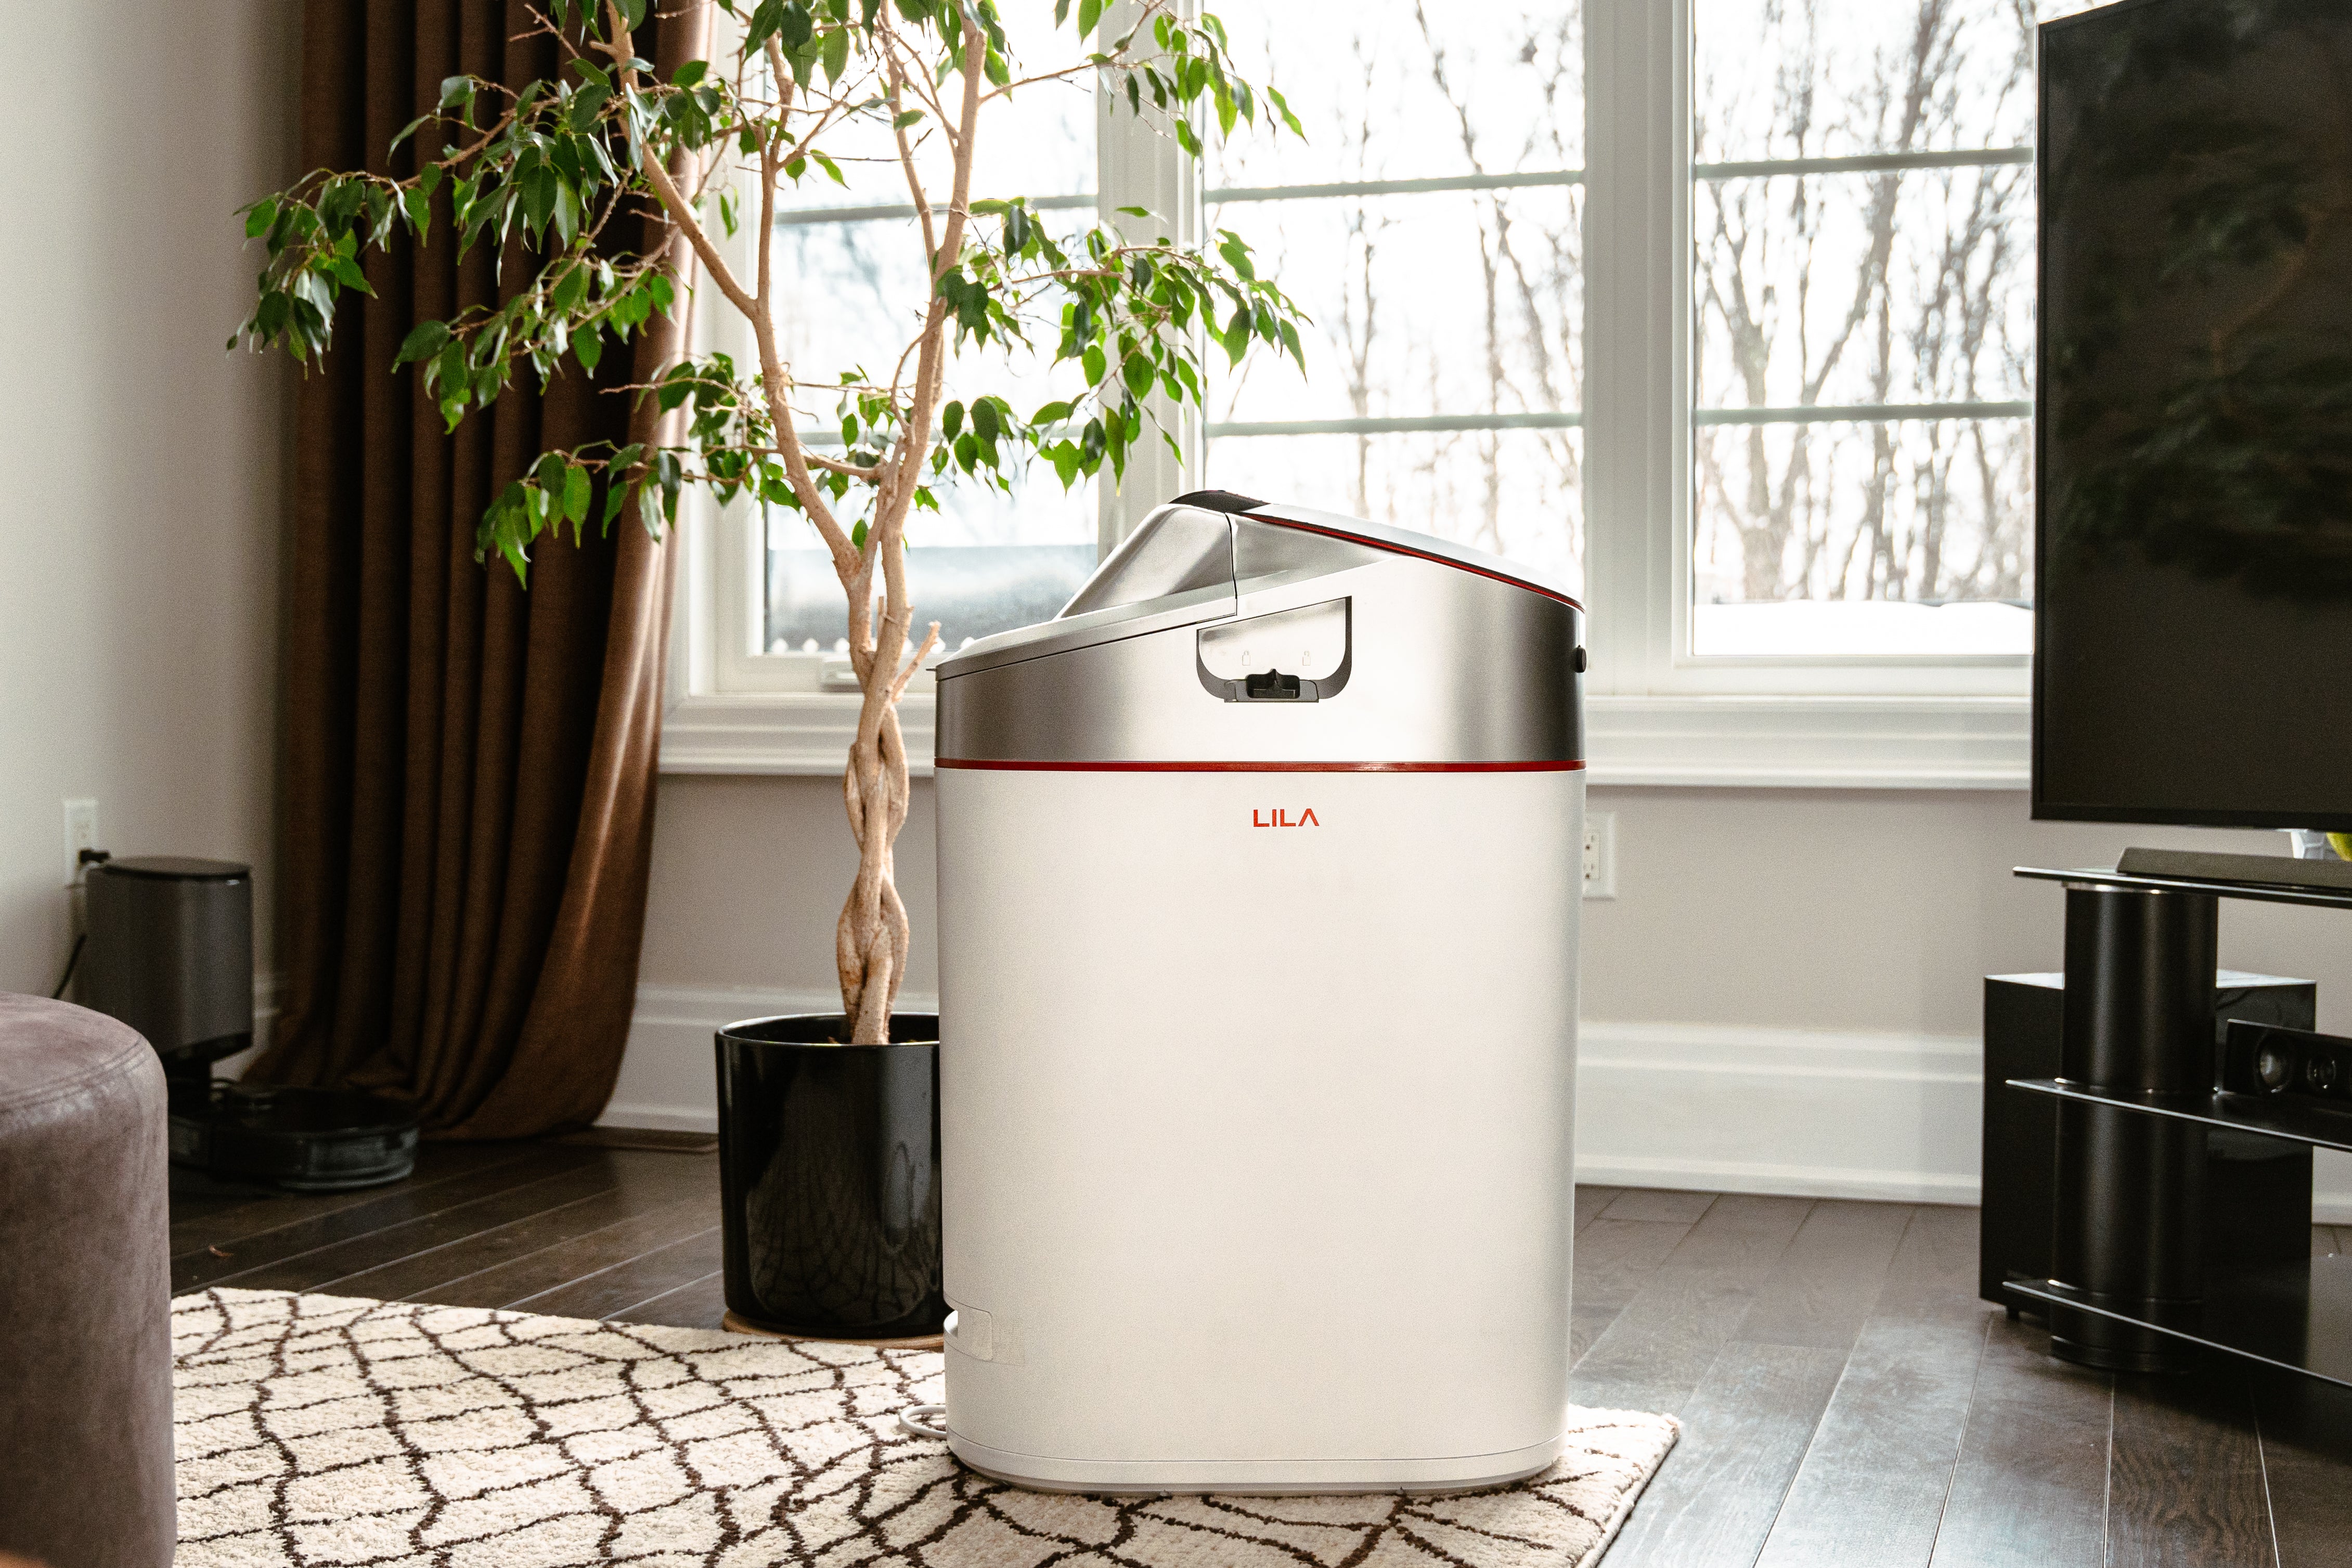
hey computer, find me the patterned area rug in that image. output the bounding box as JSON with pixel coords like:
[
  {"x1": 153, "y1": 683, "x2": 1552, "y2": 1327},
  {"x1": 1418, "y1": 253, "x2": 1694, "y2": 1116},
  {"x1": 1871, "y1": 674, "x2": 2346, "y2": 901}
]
[{"x1": 174, "y1": 1288, "x2": 1678, "y2": 1566}]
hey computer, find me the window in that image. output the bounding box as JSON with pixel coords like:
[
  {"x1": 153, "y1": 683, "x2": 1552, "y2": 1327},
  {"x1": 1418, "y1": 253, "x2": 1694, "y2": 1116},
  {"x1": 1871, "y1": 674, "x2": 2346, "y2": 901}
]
[
  {"x1": 1201, "y1": 3, "x2": 1586, "y2": 597},
  {"x1": 760, "y1": 8, "x2": 1099, "y2": 660},
  {"x1": 669, "y1": 0, "x2": 2097, "y2": 782},
  {"x1": 1688, "y1": 0, "x2": 2097, "y2": 659}
]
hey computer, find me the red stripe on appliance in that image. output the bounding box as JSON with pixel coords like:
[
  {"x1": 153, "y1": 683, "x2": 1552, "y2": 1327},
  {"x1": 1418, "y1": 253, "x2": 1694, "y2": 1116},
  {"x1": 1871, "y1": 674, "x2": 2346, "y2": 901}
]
[{"x1": 934, "y1": 759, "x2": 1586, "y2": 773}]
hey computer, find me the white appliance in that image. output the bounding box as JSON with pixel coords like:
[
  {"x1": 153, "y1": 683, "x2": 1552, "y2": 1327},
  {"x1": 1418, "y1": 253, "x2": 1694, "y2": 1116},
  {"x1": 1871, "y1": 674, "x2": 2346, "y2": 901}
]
[{"x1": 932, "y1": 491, "x2": 1586, "y2": 1493}]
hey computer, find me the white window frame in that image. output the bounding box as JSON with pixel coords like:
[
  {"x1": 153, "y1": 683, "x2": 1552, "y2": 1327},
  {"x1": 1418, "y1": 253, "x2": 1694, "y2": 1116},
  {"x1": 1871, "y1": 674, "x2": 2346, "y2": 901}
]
[{"x1": 662, "y1": 0, "x2": 2033, "y2": 787}]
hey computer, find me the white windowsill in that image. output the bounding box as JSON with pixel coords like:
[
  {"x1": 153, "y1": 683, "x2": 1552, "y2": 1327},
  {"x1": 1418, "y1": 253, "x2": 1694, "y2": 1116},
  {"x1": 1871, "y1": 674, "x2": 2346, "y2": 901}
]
[{"x1": 657, "y1": 689, "x2": 2029, "y2": 789}]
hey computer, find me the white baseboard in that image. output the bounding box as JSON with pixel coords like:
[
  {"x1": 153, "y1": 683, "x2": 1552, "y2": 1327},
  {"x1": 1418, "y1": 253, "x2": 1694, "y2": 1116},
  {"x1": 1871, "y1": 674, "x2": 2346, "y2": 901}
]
[
  {"x1": 1574, "y1": 1020, "x2": 1986, "y2": 1207},
  {"x1": 608, "y1": 984, "x2": 2352, "y2": 1219},
  {"x1": 602, "y1": 982, "x2": 937, "y2": 1134},
  {"x1": 1574, "y1": 1155, "x2": 1983, "y2": 1206}
]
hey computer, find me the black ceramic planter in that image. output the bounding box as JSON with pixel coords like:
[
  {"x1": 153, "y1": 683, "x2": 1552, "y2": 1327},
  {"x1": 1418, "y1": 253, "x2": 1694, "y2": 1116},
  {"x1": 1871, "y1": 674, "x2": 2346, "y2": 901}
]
[{"x1": 715, "y1": 1013, "x2": 946, "y2": 1339}]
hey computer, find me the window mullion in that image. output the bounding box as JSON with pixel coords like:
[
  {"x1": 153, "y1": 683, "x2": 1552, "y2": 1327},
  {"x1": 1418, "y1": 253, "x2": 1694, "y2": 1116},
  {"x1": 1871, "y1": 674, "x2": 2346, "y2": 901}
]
[
  {"x1": 1582, "y1": 0, "x2": 1689, "y2": 697},
  {"x1": 1093, "y1": 0, "x2": 1200, "y2": 555}
]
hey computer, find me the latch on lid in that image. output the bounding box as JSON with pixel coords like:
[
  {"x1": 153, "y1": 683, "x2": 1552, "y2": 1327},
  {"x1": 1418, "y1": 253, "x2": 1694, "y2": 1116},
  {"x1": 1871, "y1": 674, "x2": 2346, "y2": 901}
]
[{"x1": 1197, "y1": 598, "x2": 1351, "y2": 702}]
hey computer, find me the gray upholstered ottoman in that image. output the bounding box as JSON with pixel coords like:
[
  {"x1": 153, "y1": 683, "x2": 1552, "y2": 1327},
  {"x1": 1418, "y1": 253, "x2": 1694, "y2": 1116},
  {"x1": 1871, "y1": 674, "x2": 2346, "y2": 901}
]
[{"x1": 0, "y1": 994, "x2": 173, "y2": 1568}]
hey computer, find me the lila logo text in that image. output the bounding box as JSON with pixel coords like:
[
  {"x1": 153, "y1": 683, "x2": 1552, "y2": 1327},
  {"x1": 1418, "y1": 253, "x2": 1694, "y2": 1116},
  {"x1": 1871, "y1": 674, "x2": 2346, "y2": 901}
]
[{"x1": 1252, "y1": 808, "x2": 1321, "y2": 827}]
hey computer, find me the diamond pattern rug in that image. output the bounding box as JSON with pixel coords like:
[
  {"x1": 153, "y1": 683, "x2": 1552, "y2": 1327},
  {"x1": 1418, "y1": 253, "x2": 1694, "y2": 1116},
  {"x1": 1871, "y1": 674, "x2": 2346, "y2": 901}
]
[{"x1": 173, "y1": 1287, "x2": 1678, "y2": 1566}]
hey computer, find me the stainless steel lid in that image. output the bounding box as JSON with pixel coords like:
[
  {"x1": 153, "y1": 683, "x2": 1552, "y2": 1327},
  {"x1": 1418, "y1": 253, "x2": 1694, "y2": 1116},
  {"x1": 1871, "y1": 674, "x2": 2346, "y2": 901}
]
[{"x1": 935, "y1": 496, "x2": 1585, "y2": 768}]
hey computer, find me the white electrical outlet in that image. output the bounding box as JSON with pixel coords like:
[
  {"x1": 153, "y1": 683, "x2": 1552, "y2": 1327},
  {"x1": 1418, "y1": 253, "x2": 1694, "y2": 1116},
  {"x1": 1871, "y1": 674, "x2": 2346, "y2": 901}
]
[
  {"x1": 62, "y1": 798, "x2": 99, "y2": 887},
  {"x1": 1582, "y1": 811, "x2": 1616, "y2": 900}
]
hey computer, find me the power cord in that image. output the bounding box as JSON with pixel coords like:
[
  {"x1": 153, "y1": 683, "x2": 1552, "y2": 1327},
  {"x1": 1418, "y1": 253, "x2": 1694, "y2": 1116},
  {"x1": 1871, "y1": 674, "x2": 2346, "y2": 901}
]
[
  {"x1": 50, "y1": 933, "x2": 85, "y2": 1000},
  {"x1": 52, "y1": 848, "x2": 109, "y2": 999},
  {"x1": 897, "y1": 1403, "x2": 949, "y2": 1440}
]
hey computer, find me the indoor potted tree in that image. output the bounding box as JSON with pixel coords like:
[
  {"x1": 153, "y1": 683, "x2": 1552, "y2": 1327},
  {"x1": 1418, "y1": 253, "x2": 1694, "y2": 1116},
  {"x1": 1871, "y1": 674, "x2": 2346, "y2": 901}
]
[{"x1": 232, "y1": 0, "x2": 1308, "y2": 1337}]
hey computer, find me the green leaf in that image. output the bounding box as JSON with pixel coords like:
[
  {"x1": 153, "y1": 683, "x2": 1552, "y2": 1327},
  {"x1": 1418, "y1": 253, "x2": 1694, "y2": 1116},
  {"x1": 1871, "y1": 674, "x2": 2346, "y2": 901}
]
[
  {"x1": 672, "y1": 59, "x2": 708, "y2": 87},
  {"x1": 1077, "y1": 0, "x2": 1102, "y2": 38},
  {"x1": 438, "y1": 74, "x2": 475, "y2": 110},
  {"x1": 1121, "y1": 350, "x2": 1153, "y2": 396},
  {"x1": 850, "y1": 517, "x2": 870, "y2": 549},
  {"x1": 1082, "y1": 343, "x2": 1106, "y2": 385},
  {"x1": 568, "y1": 81, "x2": 612, "y2": 129},
  {"x1": 1266, "y1": 83, "x2": 1304, "y2": 137},
  {"x1": 561, "y1": 463, "x2": 591, "y2": 525},
  {"x1": 394, "y1": 319, "x2": 451, "y2": 366},
  {"x1": 821, "y1": 25, "x2": 850, "y2": 82},
  {"x1": 1223, "y1": 309, "x2": 1251, "y2": 365},
  {"x1": 1219, "y1": 234, "x2": 1256, "y2": 281},
  {"x1": 941, "y1": 399, "x2": 964, "y2": 440},
  {"x1": 552, "y1": 264, "x2": 589, "y2": 313},
  {"x1": 745, "y1": 0, "x2": 786, "y2": 50},
  {"x1": 891, "y1": 109, "x2": 924, "y2": 129},
  {"x1": 1030, "y1": 399, "x2": 1074, "y2": 425},
  {"x1": 243, "y1": 199, "x2": 277, "y2": 239},
  {"x1": 573, "y1": 326, "x2": 603, "y2": 372},
  {"x1": 972, "y1": 398, "x2": 1000, "y2": 442}
]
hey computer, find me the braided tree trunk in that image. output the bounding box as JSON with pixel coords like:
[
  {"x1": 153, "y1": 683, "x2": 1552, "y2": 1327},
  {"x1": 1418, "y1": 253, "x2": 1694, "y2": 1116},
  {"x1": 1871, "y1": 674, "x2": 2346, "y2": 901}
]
[{"x1": 834, "y1": 546, "x2": 929, "y2": 1043}]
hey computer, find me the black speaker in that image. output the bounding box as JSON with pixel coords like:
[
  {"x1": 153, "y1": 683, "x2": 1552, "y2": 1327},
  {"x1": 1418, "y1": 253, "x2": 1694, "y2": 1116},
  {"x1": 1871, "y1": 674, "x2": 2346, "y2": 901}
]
[{"x1": 2223, "y1": 1021, "x2": 2352, "y2": 1106}]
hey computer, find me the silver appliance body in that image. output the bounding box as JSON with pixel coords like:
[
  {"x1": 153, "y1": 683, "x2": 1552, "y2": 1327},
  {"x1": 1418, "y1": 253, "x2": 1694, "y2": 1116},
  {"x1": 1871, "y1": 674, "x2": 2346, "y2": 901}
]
[{"x1": 932, "y1": 496, "x2": 1587, "y2": 1493}]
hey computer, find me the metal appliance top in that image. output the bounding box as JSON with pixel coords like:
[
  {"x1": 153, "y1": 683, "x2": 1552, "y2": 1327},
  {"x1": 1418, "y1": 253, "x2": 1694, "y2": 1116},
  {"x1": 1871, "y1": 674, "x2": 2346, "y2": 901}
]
[
  {"x1": 935, "y1": 500, "x2": 1580, "y2": 683},
  {"x1": 1242, "y1": 501, "x2": 1581, "y2": 611},
  {"x1": 933, "y1": 497, "x2": 1585, "y2": 768}
]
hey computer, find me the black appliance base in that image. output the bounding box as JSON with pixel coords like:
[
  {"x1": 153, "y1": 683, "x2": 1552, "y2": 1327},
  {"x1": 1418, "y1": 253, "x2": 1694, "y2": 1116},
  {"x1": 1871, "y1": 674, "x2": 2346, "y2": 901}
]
[{"x1": 167, "y1": 1080, "x2": 421, "y2": 1191}]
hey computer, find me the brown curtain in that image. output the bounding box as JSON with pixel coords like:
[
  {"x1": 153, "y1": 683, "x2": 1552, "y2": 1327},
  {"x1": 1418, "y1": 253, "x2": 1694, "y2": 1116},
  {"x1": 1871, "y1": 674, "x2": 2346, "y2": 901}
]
[{"x1": 252, "y1": 1, "x2": 707, "y2": 1138}]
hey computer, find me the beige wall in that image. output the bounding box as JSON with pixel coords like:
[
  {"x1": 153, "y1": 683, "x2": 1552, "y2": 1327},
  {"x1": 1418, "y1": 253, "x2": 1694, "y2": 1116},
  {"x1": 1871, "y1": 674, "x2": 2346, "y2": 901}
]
[
  {"x1": 0, "y1": 1, "x2": 294, "y2": 995},
  {"x1": 641, "y1": 775, "x2": 942, "y2": 1002},
  {"x1": 1581, "y1": 787, "x2": 2350, "y2": 1036},
  {"x1": 641, "y1": 776, "x2": 2350, "y2": 1036},
  {"x1": 633, "y1": 776, "x2": 2352, "y2": 1204}
]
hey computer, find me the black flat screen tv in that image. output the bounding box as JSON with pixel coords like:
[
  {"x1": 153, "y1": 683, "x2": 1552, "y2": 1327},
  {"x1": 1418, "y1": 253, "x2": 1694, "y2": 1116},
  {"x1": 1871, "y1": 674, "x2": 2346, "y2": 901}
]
[{"x1": 2035, "y1": 0, "x2": 2352, "y2": 831}]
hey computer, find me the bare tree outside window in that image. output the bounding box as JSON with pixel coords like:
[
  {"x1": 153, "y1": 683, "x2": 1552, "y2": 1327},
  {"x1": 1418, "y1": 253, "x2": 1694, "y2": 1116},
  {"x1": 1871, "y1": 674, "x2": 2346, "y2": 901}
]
[
  {"x1": 1205, "y1": 2, "x2": 1587, "y2": 595},
  {"x1": 759, "y1": 7, "x2": 1100, "y2": 654},
  {"x1": 1691, "y1": 0, "x2": 2101, "y2": 657}
]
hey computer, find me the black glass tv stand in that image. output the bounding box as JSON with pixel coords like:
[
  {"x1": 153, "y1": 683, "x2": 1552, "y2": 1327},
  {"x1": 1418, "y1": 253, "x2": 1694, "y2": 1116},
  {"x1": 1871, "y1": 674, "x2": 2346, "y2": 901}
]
[{"x1": 2001, "y1": 865, "x2": 2352, "y2": 1386}]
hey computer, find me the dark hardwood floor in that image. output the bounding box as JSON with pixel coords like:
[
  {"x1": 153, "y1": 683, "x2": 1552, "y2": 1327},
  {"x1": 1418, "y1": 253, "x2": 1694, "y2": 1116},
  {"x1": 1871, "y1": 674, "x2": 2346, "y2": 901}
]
[{"x1": 168, "y1": 1153, "x2": 2352, "y2": 1565}]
